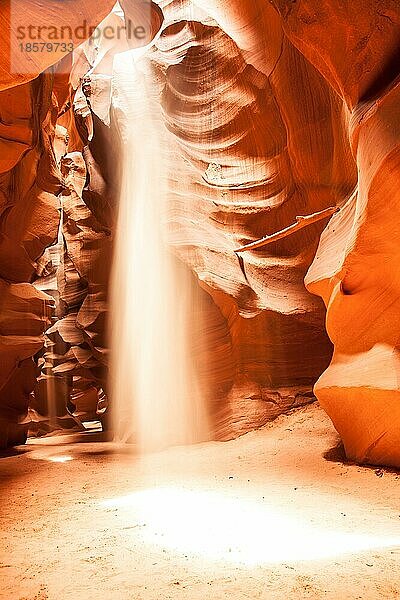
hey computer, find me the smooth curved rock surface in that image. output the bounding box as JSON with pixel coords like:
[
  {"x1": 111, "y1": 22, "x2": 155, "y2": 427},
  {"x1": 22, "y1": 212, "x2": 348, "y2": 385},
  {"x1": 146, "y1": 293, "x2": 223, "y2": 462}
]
[{"x1": 281, "y1": 0, "x2": 400, "y2": 467}]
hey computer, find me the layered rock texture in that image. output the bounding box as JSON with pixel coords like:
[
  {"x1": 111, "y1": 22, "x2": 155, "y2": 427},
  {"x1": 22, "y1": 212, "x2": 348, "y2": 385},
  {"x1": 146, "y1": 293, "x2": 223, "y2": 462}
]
[
  {"x1": 0, "y1": 72, "x2": 61, "y2": 445},
  {"x1": 279, "y1": 0, "x2": 400, "y2": 468},
  {"x1": 0, "y1": 1, "x2": 399, "y2": 466}
]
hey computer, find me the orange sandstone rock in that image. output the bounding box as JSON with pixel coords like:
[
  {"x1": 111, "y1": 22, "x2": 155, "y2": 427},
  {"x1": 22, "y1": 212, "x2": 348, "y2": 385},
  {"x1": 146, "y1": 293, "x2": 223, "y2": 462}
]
[{"x1": 274, "y1": 0, "x2": 400, "y2": 467}]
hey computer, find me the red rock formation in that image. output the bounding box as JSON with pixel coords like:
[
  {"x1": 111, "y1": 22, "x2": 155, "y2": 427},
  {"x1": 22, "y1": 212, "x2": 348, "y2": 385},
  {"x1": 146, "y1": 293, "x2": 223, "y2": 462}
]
[
  {"x1": 0, "y1": 72, "x2": 60, "y2": 446},
  {"x1": 273, "y1": 0, "x2": 400, "y2": 467}
]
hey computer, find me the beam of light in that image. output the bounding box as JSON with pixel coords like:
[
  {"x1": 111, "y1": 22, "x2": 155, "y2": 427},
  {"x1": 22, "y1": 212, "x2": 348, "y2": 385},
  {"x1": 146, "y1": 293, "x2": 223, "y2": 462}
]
[
  {"x1": 25, "y1": 444, "x2": 76, "y2": 462},
  {"x1": 109, "y1": 45, "x2": 209, "y2": 452},
  {"x1": 101, "y1": 486, "x2": 400, "y2": 566}
]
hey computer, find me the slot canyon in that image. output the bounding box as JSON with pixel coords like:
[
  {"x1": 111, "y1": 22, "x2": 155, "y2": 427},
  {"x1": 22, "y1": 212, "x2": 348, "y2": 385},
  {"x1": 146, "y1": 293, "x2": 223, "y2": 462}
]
[{"x1": 0, "y1": 1, "x2": 399, "y2": 598}]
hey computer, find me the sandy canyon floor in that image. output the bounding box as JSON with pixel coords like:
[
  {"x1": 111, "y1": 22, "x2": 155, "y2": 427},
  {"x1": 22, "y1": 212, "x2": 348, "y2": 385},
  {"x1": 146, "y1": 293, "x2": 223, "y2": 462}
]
[{"x1": 1, "y1": 404, "x2": 399, "y2": 600}]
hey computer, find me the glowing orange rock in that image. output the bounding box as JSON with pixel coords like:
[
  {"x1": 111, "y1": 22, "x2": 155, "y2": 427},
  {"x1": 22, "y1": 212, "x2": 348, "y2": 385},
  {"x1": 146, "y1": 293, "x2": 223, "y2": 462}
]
[{"x1": 274, "y1": 0, "x2": 400, "y2": 467}]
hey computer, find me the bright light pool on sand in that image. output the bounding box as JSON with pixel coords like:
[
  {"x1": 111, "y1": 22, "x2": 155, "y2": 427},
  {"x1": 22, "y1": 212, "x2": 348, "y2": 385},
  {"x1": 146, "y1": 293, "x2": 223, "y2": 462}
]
[{"x1": 101, "y1": 485, "x2": 400, "y2": 566}]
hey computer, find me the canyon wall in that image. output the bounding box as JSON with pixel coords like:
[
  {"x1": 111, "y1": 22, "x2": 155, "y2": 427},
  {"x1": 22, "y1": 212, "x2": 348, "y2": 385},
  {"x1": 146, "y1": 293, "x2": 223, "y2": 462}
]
[
  {"x1": 0, "y1": 70, "x2": 63, "y2": 446},
  {"x1": 274, "y1": 0, "x2": 400, "y2": 467}
]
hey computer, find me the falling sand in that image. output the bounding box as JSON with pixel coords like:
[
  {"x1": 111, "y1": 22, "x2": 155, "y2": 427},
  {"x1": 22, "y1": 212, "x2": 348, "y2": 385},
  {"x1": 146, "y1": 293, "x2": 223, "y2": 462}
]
[{"x1": 109, "y1": 51, "x2": 209, "y2": 452}]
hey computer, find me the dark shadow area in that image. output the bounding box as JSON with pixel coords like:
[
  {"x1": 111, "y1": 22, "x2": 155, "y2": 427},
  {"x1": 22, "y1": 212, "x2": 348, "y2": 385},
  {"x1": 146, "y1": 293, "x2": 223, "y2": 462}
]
[
  {"x1": 0, "y1": 446, "x2": 31, "y2": 460},
  {"x1": 323, "y1": 439, "x2": 347, "y2": 463},
  {"x1": 324, "y1": 440, "x2": 400, "y2": 476}
]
